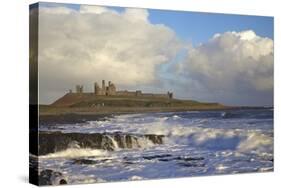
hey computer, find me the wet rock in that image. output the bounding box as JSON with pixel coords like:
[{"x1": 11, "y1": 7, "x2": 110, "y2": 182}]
[
  {"x1": 39, "y1": 169, "x2": 67, "y2": 186},
  {"x1": 177, "y1": 162, "x2": 205, "y2": 167},
  {"x1": 141, "y1": 153, "x2": 206, "y2": 168},
  {"x1": 176, "y1": 156, "x2": 205, "y2": 167},
  {"x1": 143, "y1": 154, "x2": 173, "y2": 160},
  {"x1": 175, "y1": 156, "x2": 205, "y2": 161},
  {"x1": 145, "y1": 134, "x2": 164, "y2": 144},
  {"x1": 37, "y1": 131, "x2": 165, "y2": 155},
  {"x1": 72, "y1": 158, "x2": 109, "y2": 165},
  {"x1": 72, "y1": 159, "x2": 98, "y2": 165}
]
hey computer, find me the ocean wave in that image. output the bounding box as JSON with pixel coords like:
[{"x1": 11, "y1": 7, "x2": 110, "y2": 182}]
[
  {"x1": 142, "y1": 124, "x2": 272, "y2": 153},
  {"x1": 40, "y1": 148, "x2": 108, "y2": 159},
  {"x1": 172, "y1": 115, "x2": 181, "y2": 119},
  {"x1": 237, "y1": 132, "x2": 273, "y2": 152},
  {"x1": 129, "y1": 176, "x2": 144, "y2": 180},
  {"x1": 80, "y1": 113, "x2": 273, "y2": 154},
  {"x1": 39, "y1": 111, "x2": 273, "y2": 156}
]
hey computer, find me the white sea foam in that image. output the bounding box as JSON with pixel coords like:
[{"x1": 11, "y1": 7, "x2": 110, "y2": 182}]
[
  {"x1": 71, "y1": 112, "x2": 271, "y2": 154},
  {"x1": 129, "y1": 175, "x2": 143, "y2": 180},
  {"x1": 237, "y1": 132, "x2": 273, "y2": 152},
  {"x1": 216, "y1": 164, "x2": 229, "y2": 171},
  {"x1": 172, "y1": 115, "x2": 181, "y2": 119},
  {"x1": 40, "y1": 148, "x2": 108, "y2": 159},
  {"x1": 140, "y1": 121, "x2": 272, "y2": 153},
  {"x1": 40, "y1": 111, "x2": 273, "y2": 155}
]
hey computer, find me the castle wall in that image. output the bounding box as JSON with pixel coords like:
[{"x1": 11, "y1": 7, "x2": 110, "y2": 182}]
[
  {"x1": 92, "y1": 80, "x2": 173, "y2": 99},
  {"x1": 141, "y1": 93, "x2": 171, "y2": 99},
  {"x1": 116, "y1": 90, "x2": 172, "y2": 99},
  {"x1": 116, "y1": 91, "x2": 136, "y2": 96}
]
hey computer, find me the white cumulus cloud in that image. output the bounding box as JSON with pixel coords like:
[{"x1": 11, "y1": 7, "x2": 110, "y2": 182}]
[
  {"x1": 38, "y1": 5, "x2": 182, "y2": 104},
  {"x1": 79, "y1": 5, "x2": 116, "y2": 14},
  {"x1": 177, "y1": 30, "x2": 273, "y2": 106}
]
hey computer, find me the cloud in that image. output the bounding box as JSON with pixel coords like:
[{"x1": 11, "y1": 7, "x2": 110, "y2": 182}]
[
  {"x1": 79, "y1": 5, "x2": 117, "y2": 14},
  {"x1": 37, "y1": 4, "x2": 273, "y2": 106},
  {"x1": 39, "y1": 6, "x2": 75, "y2": 14},
  {"x1": 123, "y1": 8, "x2": 149, "y2": 22},
  {"x1": 177, "y1": 30, "x2": 273, "y2": 106},
  {"x1": 38, "y1": 5, "x2": 182, "y2": 104}
]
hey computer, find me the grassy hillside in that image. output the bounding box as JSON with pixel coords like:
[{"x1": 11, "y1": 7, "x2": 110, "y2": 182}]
[
  {"x1": 40, "y1": 93, "x2": 226, "y2": 115},
  {"x1": 51, "y1": 93, "x2": 221, "y2": 108}
]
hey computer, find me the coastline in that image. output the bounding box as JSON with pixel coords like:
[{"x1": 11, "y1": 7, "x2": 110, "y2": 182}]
[
  {"x1": 39, "y1": 105, "x2": 226, "y2": 124},
  {"x1": 38, "y1": 105, "x2": 271, "y2": 125}
]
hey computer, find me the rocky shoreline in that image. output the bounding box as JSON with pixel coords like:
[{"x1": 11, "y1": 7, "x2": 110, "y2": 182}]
[{"x1": 37, "y1": 131, "x2": 164, "y2": 155}]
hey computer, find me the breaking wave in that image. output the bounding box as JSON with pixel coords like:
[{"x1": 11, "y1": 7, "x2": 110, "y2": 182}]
[
  {"x1": 144, "y1": 124, "x2": 272, "y2": 153},
  {"x1": 39, "y1": 110, "x2": 273, "y2": 157},
  {"x1": 40, "y1": 148, "x2": 108, "y2": 159}
]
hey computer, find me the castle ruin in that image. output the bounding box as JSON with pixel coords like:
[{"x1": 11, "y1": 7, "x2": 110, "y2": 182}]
[
  {"x1": 73, "y1": 80, "x2": 173, "y2": 99},
  {"x1": 75, "y1": 85, "x2": 83, "y2": 93},
  {"x1": 94, "y1": 80, "x2": 116, "y2": 96}
]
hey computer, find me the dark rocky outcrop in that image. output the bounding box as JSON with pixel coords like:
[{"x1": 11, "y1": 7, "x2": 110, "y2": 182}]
[
  {"x1": 36, "y1": 131, "x2": 164, "y2": 156},
  {"x1": 39, "y1": 169, "x2": 67, "y2": 186},
  {"x1": 122, "y1": 154, "x2": 205, "y2": 168}
]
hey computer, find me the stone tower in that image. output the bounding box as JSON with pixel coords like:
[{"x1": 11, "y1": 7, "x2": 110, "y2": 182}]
[
  {"x1": 167, "y1": 92, "x2": 173, "y2": 99},
  {"x1": 106, "y1": 81, "x2": 116, "y2": 95},
  {"x1": 94, "y1": 82, "x2": 102, "y2": 95},
  {"x1": 76, "y1": 85, "x2": 83, "y2": 93},
  {"x1": 102, "y1": 80, "x2": 105, "y2": 95}
]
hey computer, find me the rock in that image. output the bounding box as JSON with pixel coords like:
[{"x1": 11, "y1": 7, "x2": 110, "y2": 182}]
[
  {"x1": 37, "y1": 131, "x2": 165, "y2": 155},
  {"x1": 39, "y1": 169, "x2": 67, "y2": 185}
]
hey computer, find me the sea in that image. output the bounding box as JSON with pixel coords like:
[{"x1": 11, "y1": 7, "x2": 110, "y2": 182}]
[{"x1": 36, "y1": 108, "x2": 273, "y2": 185}]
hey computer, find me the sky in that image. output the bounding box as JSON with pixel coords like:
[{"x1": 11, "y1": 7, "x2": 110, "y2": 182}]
[{"x1": 34, "y1": 2, "x2": 274, "y2": 106}]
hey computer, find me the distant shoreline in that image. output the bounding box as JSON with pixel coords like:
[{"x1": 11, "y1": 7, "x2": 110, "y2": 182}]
[
  {"x1": 39, "y1": 105, "x2": 229, "y2": 116},
  {"x1": 38, "y1": 105, "x2": 272, "y2": 125}
]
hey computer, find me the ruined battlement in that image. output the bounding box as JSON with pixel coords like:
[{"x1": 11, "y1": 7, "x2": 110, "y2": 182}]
[
  {"x1": 75, "y1": 85, "x2": 83, "y2": 93},
  {"x1": 72, "y1": 80, "x2": 173, "y2": 99},
  {"x1": 94, "y1": 80, "x2": 116, "y2": 96}
]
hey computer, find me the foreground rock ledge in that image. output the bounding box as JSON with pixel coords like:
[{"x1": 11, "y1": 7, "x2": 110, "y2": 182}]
[{"x1": 35, "y1": 131, "x2": 165, "y2": 155}]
